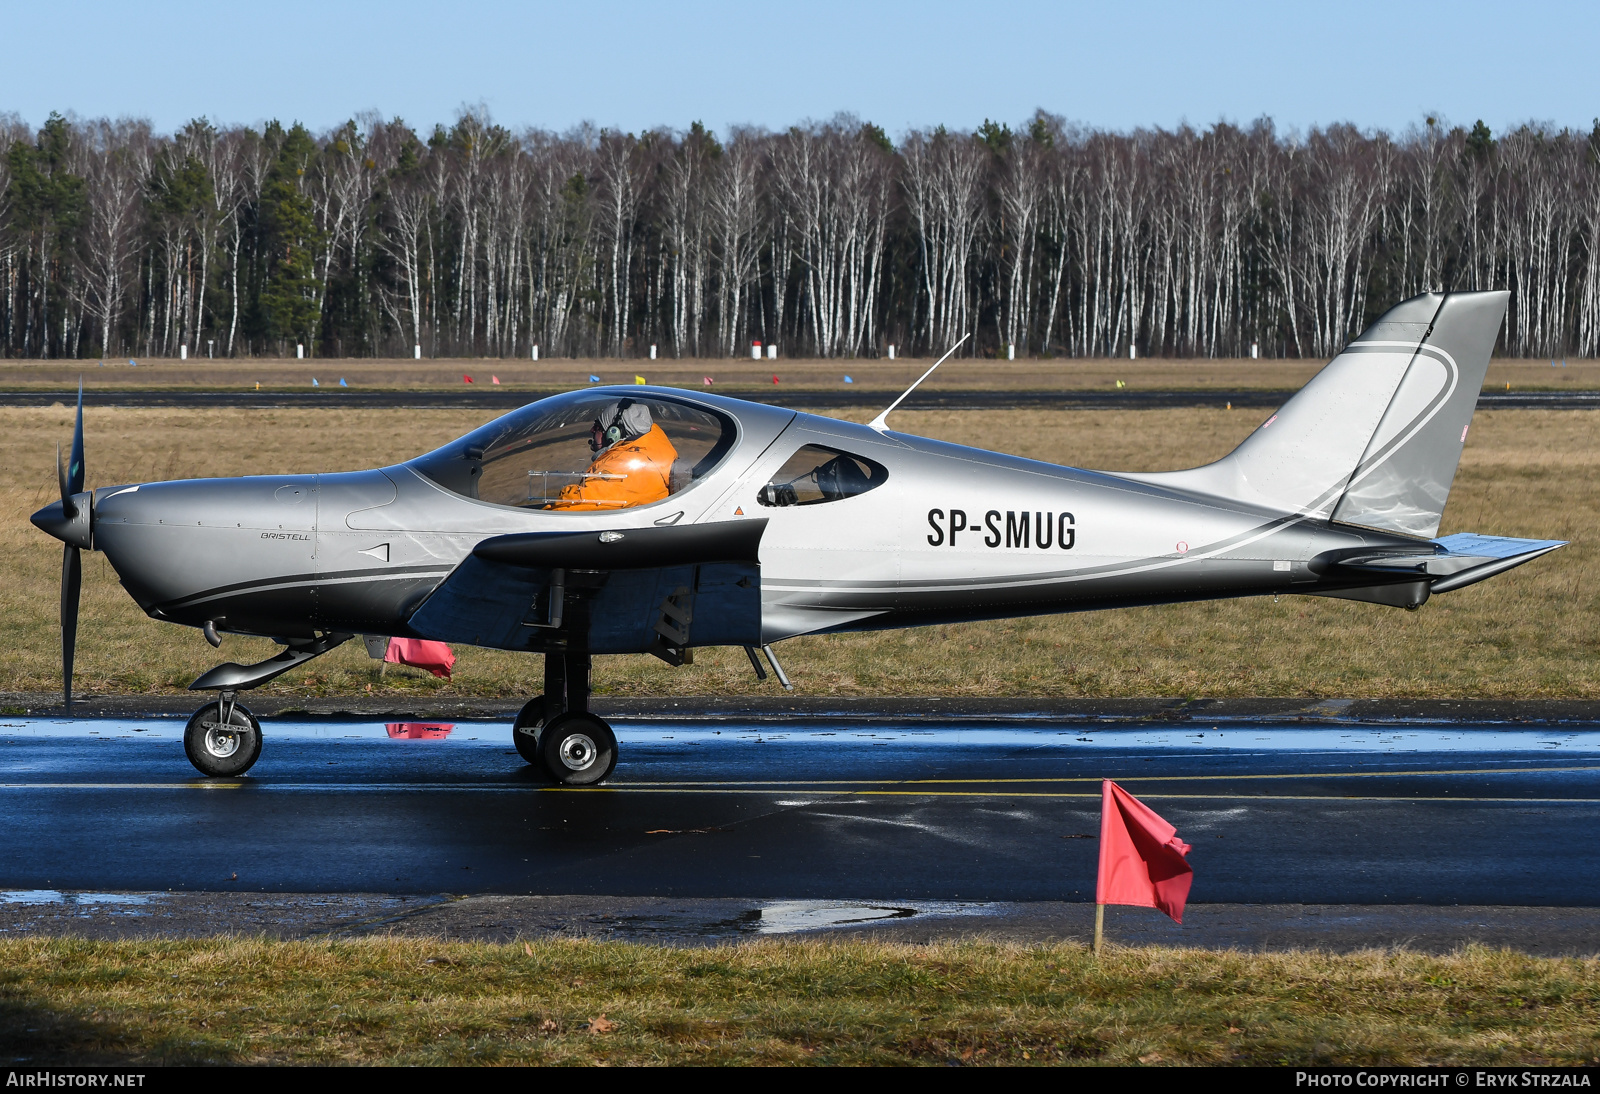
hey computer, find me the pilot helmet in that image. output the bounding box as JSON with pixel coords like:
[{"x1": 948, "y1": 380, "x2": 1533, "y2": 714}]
[{"x1": 591, "y1": 399, "x2": 653, "y2": 451}]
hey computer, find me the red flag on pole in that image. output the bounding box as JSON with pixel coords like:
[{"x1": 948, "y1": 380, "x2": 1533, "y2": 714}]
[
  {"x1": 1097, "y1": 780, "x2": 1193, "y2": 923},
  {"x1": 384, "y1": 638, "x2": 456, "y2": 679}
]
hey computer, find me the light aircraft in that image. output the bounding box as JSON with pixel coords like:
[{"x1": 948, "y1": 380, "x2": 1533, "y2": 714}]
[{"x1": 31, "y1": 290, "x2": 1564, "y2": 784}]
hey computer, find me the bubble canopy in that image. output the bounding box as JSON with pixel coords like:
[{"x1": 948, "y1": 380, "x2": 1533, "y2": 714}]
[{"x1": 409, "y1": 391, "x2": 737, "y2": 510}]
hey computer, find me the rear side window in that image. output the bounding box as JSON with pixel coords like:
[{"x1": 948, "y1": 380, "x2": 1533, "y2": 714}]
[{"x1": 758, "y1": 445, "x2": 888, "y2": 507}]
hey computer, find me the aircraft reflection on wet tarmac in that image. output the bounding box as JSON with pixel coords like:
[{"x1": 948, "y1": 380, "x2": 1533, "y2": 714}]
[{"x1": 1, "y1": 716, "x2": 1597, "y2": 905}]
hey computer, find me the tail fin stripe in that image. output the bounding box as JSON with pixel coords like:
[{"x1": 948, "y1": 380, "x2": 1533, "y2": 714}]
[{"x1": 1340, "y1": 342, "x2": 1459, "y2": 487}]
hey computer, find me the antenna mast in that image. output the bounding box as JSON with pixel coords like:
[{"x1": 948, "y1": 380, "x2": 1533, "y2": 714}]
[{"x1": 868, "y1": 333, "x2": 970, "y2": 432}]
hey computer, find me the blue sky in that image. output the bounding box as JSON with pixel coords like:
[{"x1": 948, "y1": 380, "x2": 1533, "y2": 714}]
[{"x1": 4, "y1": 0, "x2": 1597, "y2": 139}]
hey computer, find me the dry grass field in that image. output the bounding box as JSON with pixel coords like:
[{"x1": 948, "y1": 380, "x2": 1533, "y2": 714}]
[
  {"x1": 1, "y1": 937, "x2": 1595, "y2": 1065},
  {"x1": 0, "y1": 403, "x2": 1592, "y2": 701},
  {"x1": 0, "y1": 356, "x2": 1596, "y2": 393}
]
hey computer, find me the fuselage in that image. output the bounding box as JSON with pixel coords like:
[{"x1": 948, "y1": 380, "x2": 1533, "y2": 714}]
[{"x1": 79, "y1": 386, "x2": 1423, "y2": 648}]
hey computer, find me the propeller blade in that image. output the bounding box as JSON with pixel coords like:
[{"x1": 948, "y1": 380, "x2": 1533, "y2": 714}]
[
  {"x1": 60, "y1": 543, "x2": 81, "y2": 711},
  {"x1": 56, "y1": 444, "x2": 77, "y2": 520},
  {"x1": 67, "y1": 378, "x2": 85, "y2": 496}
]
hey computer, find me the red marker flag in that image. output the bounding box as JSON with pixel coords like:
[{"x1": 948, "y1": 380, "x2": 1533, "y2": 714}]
[
  {"x1": 463, "y1": 374, "x2": 473, "y2": 384},
  {"x1": 385, "y1": 722, "x2": 454, "y2": 739},
  {"x1": 1096, "y1": 780, "x2": 1193, "y2": 940},
  {"x1": 384, "y1": 637, "x2": 456, "y2": 679}
]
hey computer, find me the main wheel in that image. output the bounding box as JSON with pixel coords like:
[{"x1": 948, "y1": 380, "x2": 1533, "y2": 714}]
[
  {"x1": 512, "y1": 694, "x2": 551, "y2": 769},
  {"x1": 539, "y1": 711, "x2": 617, "y2": 786},
  {"x1": 184, "y1": 701, "x2": 262, "y2": 777}
]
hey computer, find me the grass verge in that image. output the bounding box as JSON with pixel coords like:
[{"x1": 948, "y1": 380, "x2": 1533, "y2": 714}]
[{"x1": 2, "y1": 938, "x2": 1596, "y2": 1066}]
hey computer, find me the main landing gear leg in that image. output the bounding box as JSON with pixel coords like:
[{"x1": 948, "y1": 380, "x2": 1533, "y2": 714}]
[{"x1": 514, "y1": 653, "x2": 617, "y2": 785}]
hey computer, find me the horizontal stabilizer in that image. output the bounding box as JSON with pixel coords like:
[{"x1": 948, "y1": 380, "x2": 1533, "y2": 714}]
[
  {"x1": 1426, "y1": 533, "x2": 1566, "y2": 593},
  {"x1": 1332, "y1": 532, "x2": 1564, "y2": 593}
]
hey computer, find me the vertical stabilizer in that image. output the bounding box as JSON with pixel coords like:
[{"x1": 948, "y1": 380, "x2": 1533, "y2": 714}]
[
  {"x1": 1329, "y1": 291, "x2": 1507, "y2": 537},
  {"x1": 1123, "y1": 291, "x2": 1508, "y2": 538}
]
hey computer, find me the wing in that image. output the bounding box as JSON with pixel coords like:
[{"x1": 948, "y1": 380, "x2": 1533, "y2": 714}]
[{"x1": 406, "y1": 520, "x2": 767, "y2": 657}]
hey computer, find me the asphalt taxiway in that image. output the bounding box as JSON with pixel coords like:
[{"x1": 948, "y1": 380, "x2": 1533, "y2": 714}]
[{"x1": 1, "y1": 710, "x2": 1597, "y2": 949}]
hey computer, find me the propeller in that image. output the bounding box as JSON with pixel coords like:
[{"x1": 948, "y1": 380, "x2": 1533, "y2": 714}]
[
  {"x1": 60, "y1": 532, "x2": 80, "y2": 711},
  {"x1": 54, "y1": 382, "x2": 86, "y2": 711}
]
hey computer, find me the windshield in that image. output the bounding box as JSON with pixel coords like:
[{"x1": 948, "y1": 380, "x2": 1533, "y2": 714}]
[{"x1": 410, "y1": 391, "x2": 737, "y2": 510}]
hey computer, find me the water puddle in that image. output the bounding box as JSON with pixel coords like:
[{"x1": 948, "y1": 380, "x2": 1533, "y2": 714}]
[
  {"x1": 1, "y1": 890, "x2": 152, "y2": 907},
  {"x1": 757, "y1": 899, "x2": 991, "y2": 934},
  {"x1": 2, "y1": 719, "x2": 1598, "y2": 756}
]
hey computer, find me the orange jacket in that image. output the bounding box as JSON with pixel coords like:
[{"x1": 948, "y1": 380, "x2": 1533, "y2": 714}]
[{"x1": 549, "y1": 424, "x2": 678, "y2": 510}]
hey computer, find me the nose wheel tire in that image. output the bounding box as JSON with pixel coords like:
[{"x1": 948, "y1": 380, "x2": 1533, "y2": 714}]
[
  {"x1": 539, "y1": 712, "x2": 617, "y2": 786},
  {"x1": 512, "y1": 694, "x2": 551, "y2": 770},
  {"x1": 184, "y1": 701, "x2": 262, "y2": 777}
]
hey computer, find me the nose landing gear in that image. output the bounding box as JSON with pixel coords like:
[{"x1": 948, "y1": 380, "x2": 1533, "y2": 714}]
[
  {"x1": 183, "y1": 692, "x2": 262, "y2": 777},
  {"x1": 515, "y1": 652, "x2": 617, "y2": 785},
  {"x1": 183, "y1": 631, "x2": 351, "y2": 777}
]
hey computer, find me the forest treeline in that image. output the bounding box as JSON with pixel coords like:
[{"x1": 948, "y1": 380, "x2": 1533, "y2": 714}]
[{"x1": 3, "y1": 108, "x2": 1598, "y2": 360}]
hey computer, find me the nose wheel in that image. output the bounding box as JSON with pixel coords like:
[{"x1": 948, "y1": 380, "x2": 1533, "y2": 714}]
[{"x1": 184, "y1": 696, "x2": 262, "y2": 777}]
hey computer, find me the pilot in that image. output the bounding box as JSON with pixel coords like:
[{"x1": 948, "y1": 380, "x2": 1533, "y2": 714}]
[{"x1": 548, "y1": 399, "x2": 679, "y2": 510}]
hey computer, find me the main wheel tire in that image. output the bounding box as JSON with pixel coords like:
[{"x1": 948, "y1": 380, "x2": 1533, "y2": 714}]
[
  {"x1": 184, "y1": 701, "x2": 262, "y2": 777},
  {"x1": 512, "y1": 694, "x2": 551, "y2": 769},
  {"x1": 539, "y1": 711, "x2": 617, "y2": 786}
]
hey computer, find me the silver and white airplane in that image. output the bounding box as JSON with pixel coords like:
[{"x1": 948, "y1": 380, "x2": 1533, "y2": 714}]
[{"x1": 31, "y1": 290, "x2": 1564, "y2": 784}]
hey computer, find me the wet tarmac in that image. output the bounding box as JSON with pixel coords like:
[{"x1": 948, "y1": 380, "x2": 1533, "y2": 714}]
[{"x1": 0, "y1": 711, "x2": 1596, "y2": 950}]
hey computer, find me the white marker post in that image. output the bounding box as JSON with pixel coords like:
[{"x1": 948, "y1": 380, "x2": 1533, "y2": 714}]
[
  {"x1": 1251, "y1": 342, "x2": 1259, "y2": 359},
  {"x1": 207, "y1": 340, "x2": 214, "y2": 359},
  {"x1": 296, "y1": 344, "x2": 304, "y2": 360},
  {"x1": 888, "y1": 344, "x2": 895, "y2": 360},
  {"x1": 1007, "y1": 343, "x2": 1015, "y2": 361},
  {"x1": 179, "y1": 345, "x2": 187, "y2": 361},
  {"x1": 751, "y1": 341, "x2": 761, "y2": 360},
  {"x1": 531, "y1": 344, "x2": 539, "y2": 361},
  {"x1": 414, "y1": 344, "x2": 421, "y2": 360},
  {"x1": 650, "y1": 344, "x2": 657, "y2": 360},
  {"x1": 1129, "y1": 344, "x2": 1136, "y2": 361},
  {"x1": 767, "y1": 344, "x2": 776, "y2": 360}
]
